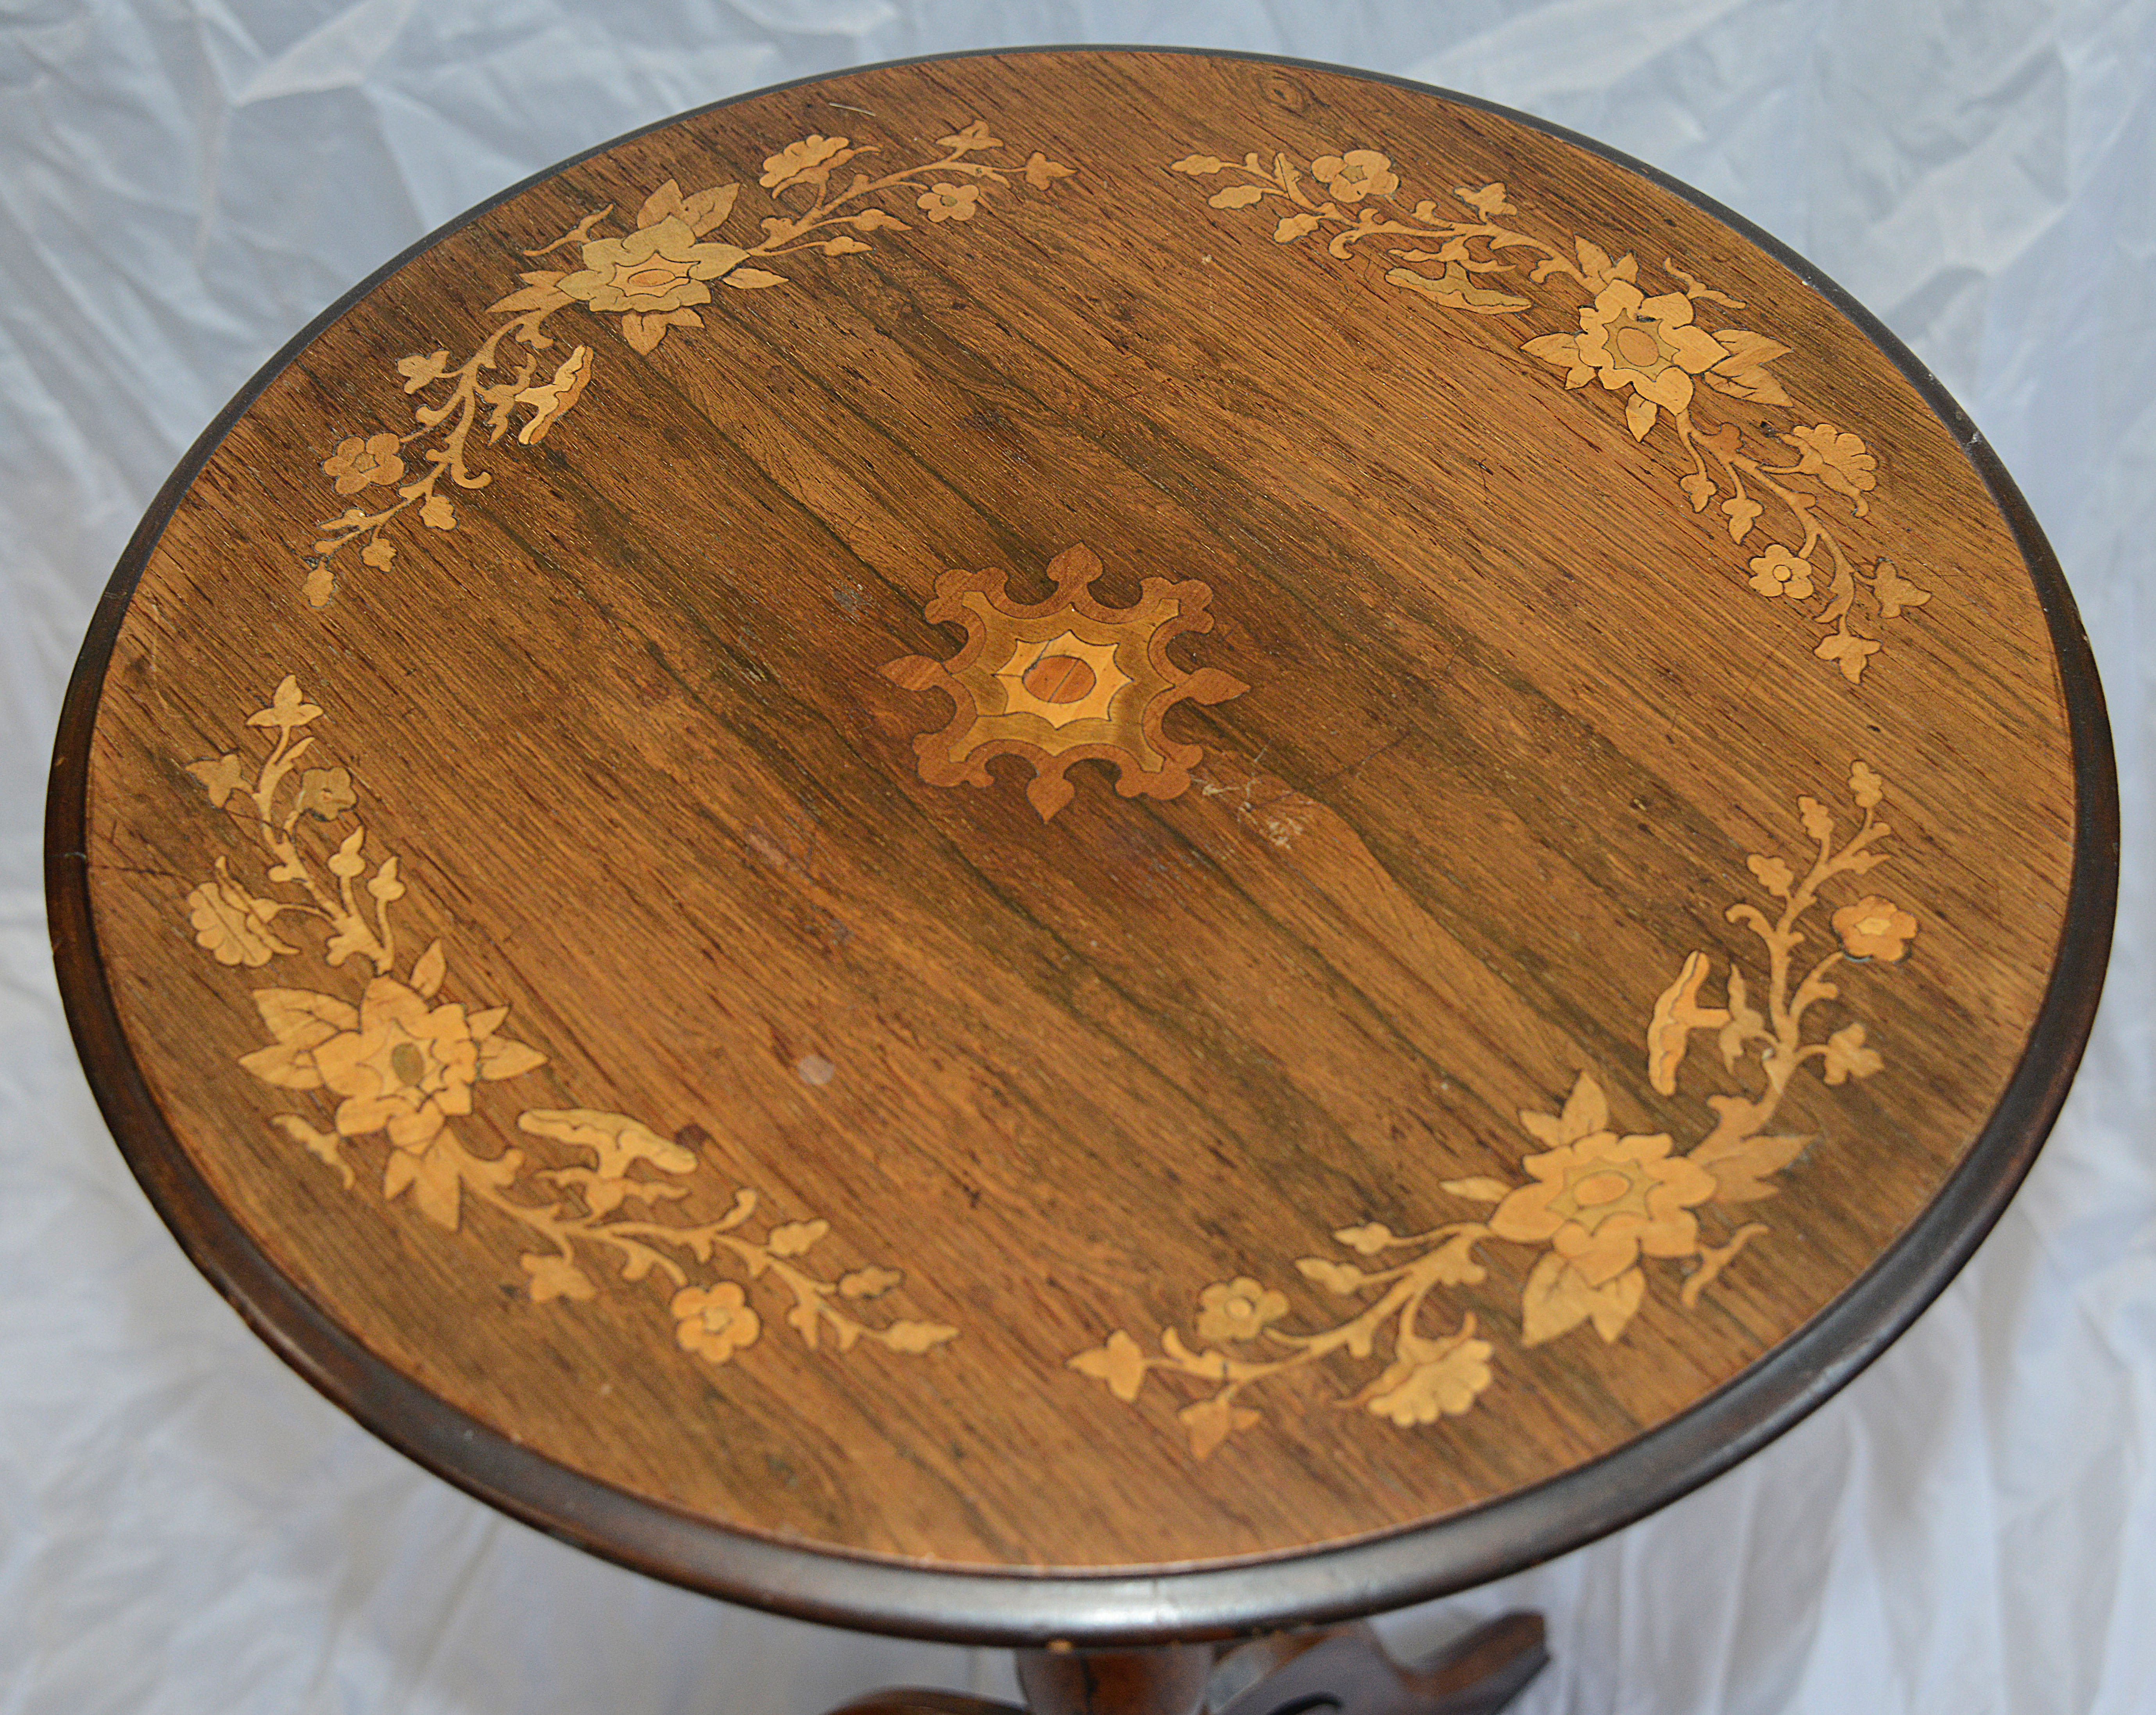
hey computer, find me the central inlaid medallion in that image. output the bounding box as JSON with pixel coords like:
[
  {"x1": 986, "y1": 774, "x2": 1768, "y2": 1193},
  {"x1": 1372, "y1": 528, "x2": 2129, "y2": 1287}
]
[
  {"x1": 881, "y1": 543, "x2": 1247, "y2": 818},
  {"x1": 1000, "y1": 633, "x2": 1125, "y2": 725}
]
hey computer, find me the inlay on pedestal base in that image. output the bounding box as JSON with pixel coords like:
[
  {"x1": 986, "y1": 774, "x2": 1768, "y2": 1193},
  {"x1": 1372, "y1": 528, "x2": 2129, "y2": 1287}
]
[{"x1": 49, "y1": 44, "x2": 2110, "y2": 1701}]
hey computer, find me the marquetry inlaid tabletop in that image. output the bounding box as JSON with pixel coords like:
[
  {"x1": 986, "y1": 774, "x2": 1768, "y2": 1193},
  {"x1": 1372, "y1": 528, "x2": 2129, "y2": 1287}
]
[{"x1": 50, "y1": 49, "x2": 2112, "y2": 1641}]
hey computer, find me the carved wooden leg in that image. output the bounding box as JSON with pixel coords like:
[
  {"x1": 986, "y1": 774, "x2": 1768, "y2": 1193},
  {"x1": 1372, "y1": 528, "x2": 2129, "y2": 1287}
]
[
  {"x1": 1205, "y1": 1613, "x2": 1548, "y2": 1715},
  {"x1": 1014, "y1": 1644, "x2": 1214, "y2": 1715},
  {"x1": 822, "y1": 1644, "x2": 1211, "y2": 1715}
]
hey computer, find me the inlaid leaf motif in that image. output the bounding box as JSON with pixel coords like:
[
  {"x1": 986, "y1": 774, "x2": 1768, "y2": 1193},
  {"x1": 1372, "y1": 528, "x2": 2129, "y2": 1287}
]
[
  {"x1": 1717, "y1": 967, "x2": 1768, "y2": 1068},
  {"x1": 521, "y1": 1253, "x2": 599, "y2": 1303},
  {"x1": 187, "y1": 752, "x2": 247, "y2": 808},
  {"x1": 1024, "y1": 152, "x2": 1074, "y2": 189},
  {"x1": 1363, "y1": 1323, "x2": 1493, "y2": 1425},
  {"x1": 1452, "y1": 181, "x2": 1514, "y2": 218},
  {"x1": 1701, "y1": 1134, "x2": 1809, "y2": 1203},
  {"x1": 1647, "y1": 950, "x2": 1731, "y2": 1095},
  {"x1": 1823, "y1": 1022, "x2": 1885, "y2": 1084},
  {"x1": 1704, "y1": 329, "x2": 1793, "y2": 405},
  {"x1": 1179, "y1": 1396, "x2": 1261, "y2": 1460},
  {"x1": 188, "y1": 871, "x2": 298, "y2": 967},
  {"x1": 177, "y1": 677, "x2": 965, "y2": 1387},
  {"x1": 885, "y1": 1321, "x2": 961, "y2": 1353},
  {"x1": 1070, "y1": 1330, "x2": 1148, "y2": 1401},
  {"x1": 1384, "y1": 263, "x2": 1530, "y2": 313},
  {"x1": 299, "y1": 118, "x2": 1073, "y2": 606},
  {"x1": 1296, "y1": 1257, "x2": 1369, "y2": 1294},
  {"x1": 293, "y1": 766, "x2": 355, "y2": 821},
  {"x1": 1168, "y1": 146, "x2": 1928, "y2": 681},
  {"x1": 1748, "y1": 853, "x2": 1795, "y2": 898},
  {"x1": 272, "y1": 1113, "x2": 353, "y2": 1188},
  {"x1": 766, "y1": 1219, "x2": 829, "y2": 1257},
  {"x1": 512, "y1": 344, "x2": 592, "y2": 444},
  {"x1": 517, "y1": 1108, "x2": 696, "y2": 1178},
  {"x1": 1072, "y1": 765, "x2": 1919, "y2": 1454}
]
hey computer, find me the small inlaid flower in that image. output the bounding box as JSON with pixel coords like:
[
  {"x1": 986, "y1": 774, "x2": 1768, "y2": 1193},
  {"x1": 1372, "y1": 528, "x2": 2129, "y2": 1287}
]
[
  {"x1": 917, "y1": 182, "x2": 983, "y2": 224},
  {"x1": 559, "y1": 216, "x2": 745, "y2": 314},
  {"x1": 1833, "y1": 896, "x2": 1918, "y2": 962},
  {"x1": 1311, "y1": 150, "x2": 1399, "y2": 202},
  {"x1": 1747, "y1": 543, "x2": 1815, "y2": 599},
  {"x1": 1194, "y1": 1276, "x2": 1289, "y2": 1343},
  {"x1": 672, "y1": 1282, "x2": 761, "y2": 1362},
  {"x1": 1489, "y1": 1130, "x2": 1716, "y2": 1288},
  {"x1": 321, "y1": 433, "x2": 405, "y2": 494},
  {"x1": 240, "y1": 968, "x2": 544, "y2": 1151},
  {"x1": 1572, "y1": 280, "x2": 1731, "y2": 435}
]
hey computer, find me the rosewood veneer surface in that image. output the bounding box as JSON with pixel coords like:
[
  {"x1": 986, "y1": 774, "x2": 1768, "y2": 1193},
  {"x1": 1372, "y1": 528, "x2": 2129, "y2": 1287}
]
[{"x1": 48, "y1": 48, "x2": 2112, "y2": 1643}]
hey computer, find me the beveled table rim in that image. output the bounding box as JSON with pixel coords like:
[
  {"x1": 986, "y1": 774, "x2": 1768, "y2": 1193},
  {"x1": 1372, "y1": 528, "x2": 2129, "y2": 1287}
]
[{"x1": 45, "y1": 45, "x2": 2118, "y2": 1645}]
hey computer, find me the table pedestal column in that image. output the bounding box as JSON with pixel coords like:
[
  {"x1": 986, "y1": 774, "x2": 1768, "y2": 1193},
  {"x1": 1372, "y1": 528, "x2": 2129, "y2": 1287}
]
[{"x1": 829, "y1": 1611, "x2": 1547, "y2": 1715}]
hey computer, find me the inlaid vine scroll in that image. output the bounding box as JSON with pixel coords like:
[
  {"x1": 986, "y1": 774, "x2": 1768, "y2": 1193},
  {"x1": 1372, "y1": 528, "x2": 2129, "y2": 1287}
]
[
  {"x1": 183, "y1": 678, "x2": 958, "y2": 1371},
  {"x1": 303, "y1": 120, "x2": 1071, "y2": 608},
  {"x1": 1170, "y1": 149, "x2": 1933, "y2": 683},
  {"x1": 1071, "y1": 763, "x2": 1919, "y2": 1457}
]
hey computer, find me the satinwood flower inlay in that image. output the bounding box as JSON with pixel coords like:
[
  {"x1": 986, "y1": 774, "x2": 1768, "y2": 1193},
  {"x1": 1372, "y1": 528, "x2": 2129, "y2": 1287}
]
[
  {"x1": 179, "y1": 677, "x2": 960, "y2": 1378},
  {"x1": 297, "y1": 118, "x2": 1071, "y2": 608},
  {"x1": 1168, "y1": 149, "x2": 1933, "y2": 683},
  {"x1": 1071, "y1": 763, "x2": 1920, "y2": 1458}
]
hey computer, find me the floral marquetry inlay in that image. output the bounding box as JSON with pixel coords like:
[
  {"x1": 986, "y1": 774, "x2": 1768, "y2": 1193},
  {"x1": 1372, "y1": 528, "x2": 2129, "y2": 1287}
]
[
  {"x1": 64, "y1": 50, "x2": 2089, "y2": 1584},
  {"x1": 181, "y1": 678, "x2": 959, "y2": 1373},
  {"x1": 299, "y1": 119, "x2": 1071, "y2": 608},
  {"x1": 881, "y1": 543, "x2": 1249, "y2": 820},
  {"x1": 1169, "y1": 150, "x2": 1934, "y2": 683},
  {"x1": 1071, "y1": 763, "x2": 1921, "y2": 1459}
]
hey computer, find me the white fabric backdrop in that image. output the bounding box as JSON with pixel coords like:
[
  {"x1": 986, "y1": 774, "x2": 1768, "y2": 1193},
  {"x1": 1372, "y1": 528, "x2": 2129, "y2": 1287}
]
[{"x1": 3, "y1": 3, "x2": 2151, "y2": 1711}]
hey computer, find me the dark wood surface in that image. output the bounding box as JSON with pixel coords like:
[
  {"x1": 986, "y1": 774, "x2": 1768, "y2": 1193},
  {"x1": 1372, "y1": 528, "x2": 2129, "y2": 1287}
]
[{"x1": 48, "y1": 48, "x2": 2113, "y2": 1640}]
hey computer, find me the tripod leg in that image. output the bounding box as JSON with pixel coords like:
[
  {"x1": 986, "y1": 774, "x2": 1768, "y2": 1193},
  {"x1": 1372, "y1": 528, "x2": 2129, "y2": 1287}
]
[
  {"x1": 1208, "y1": 1613, "x2": 1548, "y2": 1715},
  {"x1": 1013, "y1": 1644, "x2": 1214, "y2": 1715}
]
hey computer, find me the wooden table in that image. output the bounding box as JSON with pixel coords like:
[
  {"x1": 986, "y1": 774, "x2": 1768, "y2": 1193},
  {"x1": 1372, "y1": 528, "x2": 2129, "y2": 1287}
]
[{"x1": 47, "y1": 48, "x2": 2115, "y2": 1715}]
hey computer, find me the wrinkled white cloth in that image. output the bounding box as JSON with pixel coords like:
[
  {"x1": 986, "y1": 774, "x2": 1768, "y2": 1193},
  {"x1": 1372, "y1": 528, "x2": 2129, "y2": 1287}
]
[{"x1": 2, "y1": 3, "x2": 2151, "y2": 1711}]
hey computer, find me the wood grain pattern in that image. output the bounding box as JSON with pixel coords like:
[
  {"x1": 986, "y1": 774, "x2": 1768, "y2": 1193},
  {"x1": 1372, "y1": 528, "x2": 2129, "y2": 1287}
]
[
  {"x1": 1165, "y1": 152, "x2": 1925, "y2": 683},
  {"x1": 56, "y1": 49, "x2": 2107, "y2": 1608},
  {"x1": 301, "y1": 118, "x2": 1073, "y2": 608},
  {"x1": 183, "y1": 672, "x2": 959, "y2": 1369},
  {"x1": 1067, "y1": 762, "x2": 1916, "y2": 1456}
]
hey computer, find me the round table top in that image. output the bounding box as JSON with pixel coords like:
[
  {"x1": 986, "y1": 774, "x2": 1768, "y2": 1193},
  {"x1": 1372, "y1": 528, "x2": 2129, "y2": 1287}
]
[{"x1": 49, "y1": 48, "x2": 2113, "y2": 1644}]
